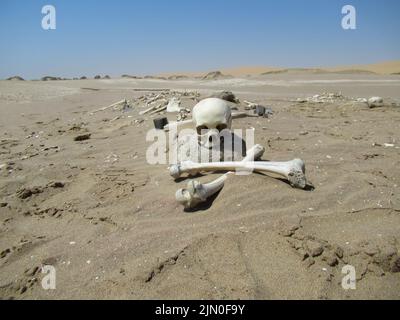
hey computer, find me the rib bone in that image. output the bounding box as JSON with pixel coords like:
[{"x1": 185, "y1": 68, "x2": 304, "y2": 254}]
[
  {"x1": 170, "y1": 158, "x2": 306, "y2": 189},
  {"x1": 175, "y1": 145, "x2": 266, "y2": 209}
]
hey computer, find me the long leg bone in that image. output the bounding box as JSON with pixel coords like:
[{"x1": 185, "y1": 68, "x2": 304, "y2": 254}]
[
  {"x1": 89, "y1": 99, "x2": 127, "y2": 114},
  {"x1": 170, "y1": 158, "x2": 306, "y2": 189},
  {"x1": 175, "y1": 145, "x2": 266, "y2": 209},
  {"x1": 175, "y1": 174, "x2": 230, "y2": 209}
]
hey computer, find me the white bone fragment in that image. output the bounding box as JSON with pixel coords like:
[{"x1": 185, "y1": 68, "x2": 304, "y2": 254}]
[
  {"x1": 149, "y1": 104, "x2": 167, "y2": 115},
  {"x1": 139, "y1": 104, "x2": 160, "y2": 115},
  {"x1": 175, "y1": 145, "x2": 265, "y2": 208},
  {"x1": 175, "y1": 175, "x2": 229, "y2": 209},
  {"x1": 89, "y1": 99, "x2": 127, "y2": 114},
  {"x1": 368, "y1": 97, "x2": 383, "y2": 108},
  {"x1": 166, "y1": 97, "x2": 182, "y2": 113},
  {"x1": 170, "y1": 158, "x2": 306, "y2": 189},
  {"x1": 243, "y1": 100, "x2": 258, "y2": 110},
  {"x1": 145, "y1": 94, "x2": 163, "y2": 105}
]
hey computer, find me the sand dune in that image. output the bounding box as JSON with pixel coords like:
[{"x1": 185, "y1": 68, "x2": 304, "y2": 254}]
[{"x1": 159, "y1": 60, "x2": 400, "y2": 78}]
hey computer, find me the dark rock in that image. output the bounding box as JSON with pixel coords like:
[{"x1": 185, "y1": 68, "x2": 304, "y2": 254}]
[
  {"x1": 74, "y1": 134, "x2": 91, "y2": 141},
  {"x1": 0, "y1": 202, "x2": 7, "y2": 207},
  {"x1": 121, "y1": 74, "x2": 141, "y2": 79},
  {"x1": 210, "y1": 91, "x2": 239, "y2": 103},
  {"x1": 167, "y1": 75, "x2": 188, "y2": 80},
  {"x1": 17, "y1": 187, "x2": 43, "y2": 199},
  {"x1": 41, "y1": 76, "x2": 61, "y2": 81},
  {"x1": 6, "y1": 76, "x2": 24, "y2": 81},
  {"x1": 0, "y1": 248, "x2": 11, "y2": 258},
  {"x1": 49, "y1": 182, "x2": 65, "y2": 188},
  {"x1": 153, "y1": 117, "x2": 168, "y2": 130},
  {"x1": 19, "y1": 286, "x2": 27, "y2": 294}
]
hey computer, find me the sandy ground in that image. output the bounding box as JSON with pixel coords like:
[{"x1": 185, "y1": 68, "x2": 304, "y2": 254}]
[{"x1": 0, "y1": 73, "x2": 400, "y2": 300}]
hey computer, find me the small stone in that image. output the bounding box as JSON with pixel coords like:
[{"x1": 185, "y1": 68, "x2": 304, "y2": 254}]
[
  {"x1": 305, "y1": 240, "x2": 324, "y2": 257},
  {"x1": 17, "y1": 187, "x2": 43, "y2": 199},
  {"x1": 0, "y1": 202, "x2": 7, "y2": 207},
  {"x1": 74, "y1": 134, "x2": 91, "y2": 141},
  {"x1": 49, "y1": 182, "x2": 65, "y2": 188},
  {"x1": 0, "y1": 248, "x2": 11, "y2": 258}
]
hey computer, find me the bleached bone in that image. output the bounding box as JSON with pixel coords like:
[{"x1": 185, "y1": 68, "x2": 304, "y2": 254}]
[
  {"x1": 170, "y1": 158, "x2": 306, "y2": 189},
  {"x1": 89, "y1": 99, "x2": 127, "y2": 114},
  {"x1": 140, "y1": 104, "x2": 160, "y2": 115},
  {"x1": 368, "y1": 97, "x2": 383, "y2": 108},
  {"x1": 243, "y1": 100, "x2": 258, "y2": 110},
  {"x1": 175, "y1": 175, "x2": 230, "y2": 209},
  {"x1": 175, "y1": 145, "x2": 266, "y2": 209},
  {"x1": 193, "y1": 98, "x2": 232, "y2": 149},
  {"x1": 139, "y1": 99, "x2": 168, "y2": 115},
  {"x1": 149, "y1": 104, "x2": 167, "y2": 115},
  {"x1": 166, "y1": 97, "x2": 182, "y2": 113},
  {"x1": 145, "y1": 94, "x2": 163, "y2": 105}
]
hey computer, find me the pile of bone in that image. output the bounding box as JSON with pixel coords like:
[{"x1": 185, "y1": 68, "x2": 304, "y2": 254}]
[
  {"x1": 295, "y1": 93, "x2": 388, "y2": 109},
  {"x1": 168, "y1": 98, "x2": 307, "y2": 210},
  {"x1": 296, "y1": 92, "x2": 347, "y2": 104},
  {"x1": 138, "y1": 91, "x2": 200, "y2": 117}
]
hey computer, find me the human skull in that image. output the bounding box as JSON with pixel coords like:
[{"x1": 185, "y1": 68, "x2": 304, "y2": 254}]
[{"x1": 192, "y1": 98, "x2": 232, "y2": 149}]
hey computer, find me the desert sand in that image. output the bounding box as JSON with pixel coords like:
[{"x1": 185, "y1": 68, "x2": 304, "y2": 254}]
[
  {"x1": 0, "y1": 70, "x2": 400, "y2": 299},
  {"x1": 160, "y1": 60, "x2": 400, "y2": 78}
]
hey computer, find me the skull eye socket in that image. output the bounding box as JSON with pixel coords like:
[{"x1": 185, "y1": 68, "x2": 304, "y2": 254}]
[
  {"x1": 216, "y1": 124, "x2": 227, "y2": 132},
  {"x1": 197, "y1": 125, "x2": 208, "y2": 135}
]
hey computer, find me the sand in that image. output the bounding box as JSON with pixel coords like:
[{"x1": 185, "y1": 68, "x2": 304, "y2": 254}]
[
  {"x1": 0, "y1": 72, "x2": 400, "y2": 299},
  {"x1": 160, "y1": 60, "x2": 400, "y2": 78}
]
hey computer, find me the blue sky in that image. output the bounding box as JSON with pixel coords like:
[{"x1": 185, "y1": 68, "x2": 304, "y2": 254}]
[{"x1": 0, "y1": 0, "x2": 399, "y2": 79}]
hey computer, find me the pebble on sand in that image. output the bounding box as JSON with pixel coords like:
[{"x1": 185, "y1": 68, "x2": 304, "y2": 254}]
[{"x1": 74, "y1": 134, "x2": 91, "y2": 141}]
